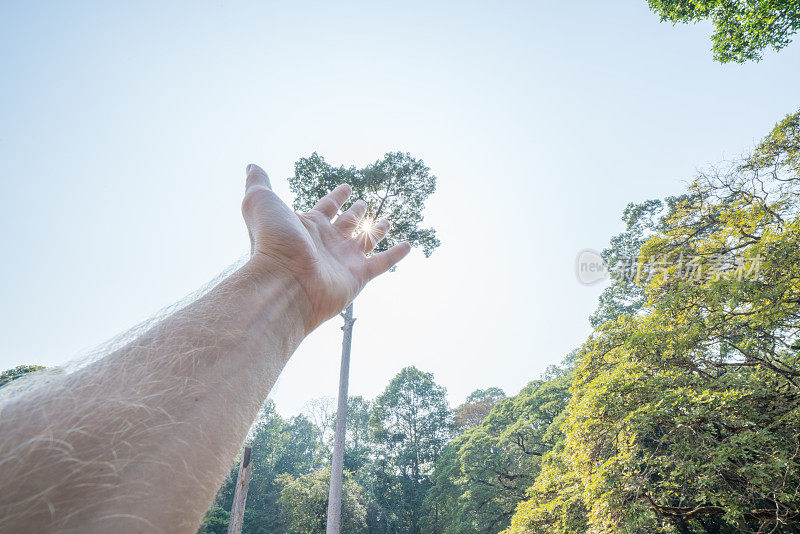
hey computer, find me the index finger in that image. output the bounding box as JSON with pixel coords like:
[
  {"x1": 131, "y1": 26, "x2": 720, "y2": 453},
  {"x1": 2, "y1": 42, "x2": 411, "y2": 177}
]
[{"x1": 245, "y1": 164, "x2": 272, "y2": 193}]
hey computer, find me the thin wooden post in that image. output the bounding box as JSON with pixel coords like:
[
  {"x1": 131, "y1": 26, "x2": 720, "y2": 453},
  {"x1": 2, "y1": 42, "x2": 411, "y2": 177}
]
[
  {"x1": 227, "y1": 445, "x2": 253, "y2": 534},
  {"x1": 326, "y1": 302, "x2": 355, "y2": 534}
]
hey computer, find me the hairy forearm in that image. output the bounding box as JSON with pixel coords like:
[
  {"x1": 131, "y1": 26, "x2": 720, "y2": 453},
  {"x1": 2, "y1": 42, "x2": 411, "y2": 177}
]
[
  {"x1": 0, "y1": 258, "x2": 306, "y2": 533},
  {"x1": 0, "y1": 162, "x2": 408, "y2": 531}
]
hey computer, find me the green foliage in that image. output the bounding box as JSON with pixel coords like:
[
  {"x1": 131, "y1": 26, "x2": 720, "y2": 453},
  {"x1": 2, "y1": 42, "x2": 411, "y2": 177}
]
[
  {"x1": 590, "y1": 198, "x2": 664, "y2": 327},
  {"x1": 589, "y1": 196, "x2": 691, "y2": 327},
  {"x1": 503, "y1": 439, "x2": 587, "y2": 534},
  {"x1": 424, "y1": 376, "x2": 571, "y2": 534},
  {"x1": 200, "y1": 368, "x2": 458, "y2": 534},
  {"x1": 289, "y1": 152, "x2": 440, "y2": 257},
  {"x1": 744, "y1": 110, "x2": 800, "y2": 175},
  {"x1": 454, "y1": 387, "x2": 506, "y2": 431},
  {"x1": 201, "y1": 401, "x2": 324, "y2": 534},
  {"x1": 278, "y1": 469, "x2": 367, "y2": 534},
  {"x1": 343, "y1": 396, "x2": 372, "y2": 473},
  {"x1": 369, "y1": 366, "x2": 453, "y2": 534},
  {"x1": 0, "y1": 364, "x2": 45, "y2": 388},
  {"x1": 197, "y1": 506, "x2": 230, "y2": 534},
  {"x1": 508, "y1": 109, "x2": 800, "y2": 532},
  {"x1": 648, "y1": 0, "x2": 800, "y2": 62}
]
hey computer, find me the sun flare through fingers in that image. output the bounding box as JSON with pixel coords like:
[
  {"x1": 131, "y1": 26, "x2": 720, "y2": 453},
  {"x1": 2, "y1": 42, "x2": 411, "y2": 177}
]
[
  {"x1": 358, "y1": 217, "x2": 375, "y2": 235},
  {"x1": 357, "y1": 216, "x2": 375, "y2": 238},
  {"x1": 355, "y1": 215, "x2": 380, "y2": 254}
]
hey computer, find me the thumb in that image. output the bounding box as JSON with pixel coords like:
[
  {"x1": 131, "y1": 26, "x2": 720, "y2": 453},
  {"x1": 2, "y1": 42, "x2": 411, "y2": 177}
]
[{"x1": 245, "y1": 164, "x2": 272, "y2": 192}]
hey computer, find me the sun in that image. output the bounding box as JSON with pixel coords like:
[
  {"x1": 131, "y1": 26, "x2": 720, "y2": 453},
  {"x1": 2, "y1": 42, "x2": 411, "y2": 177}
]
[{"x1": 357, "y1": 217, "x2": 375, "y2": 237}]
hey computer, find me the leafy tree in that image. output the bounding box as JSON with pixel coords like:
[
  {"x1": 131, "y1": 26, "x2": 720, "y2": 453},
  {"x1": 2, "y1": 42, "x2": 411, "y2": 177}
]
[
  {"x1": 502, "y1": 430, "x2": 587, "y2": 534},
  {"x1": 647, "y1": 0, "x2": 800, "y2": 62},
  {"x1": 343, "y1": 396, "x2": 373, "y2": 473},
  {"x1": 424, "y1": 377, "x2": 570, "y2": 534},
  {"x1": 289, "y1": 152, "x2": 440, "y2": 532},
  {"x1": 290, "y1": 152, "x2": 440, "y2": 257},
  {"x1": 508, "y1": 109, "x2": 800, "y2": 532},
  {"x1": 303, "y1": 396, "x2": 336, "y2": 448},
  {"x1": 242, "y1": 410, "x2": 322, "y2": 532},
  {"x1": 278, "y1": 469, "x2": 368, "y2": 534},
  {"x1": 197, "y1": 506, "x2": 230, "y2": 534},
  {"x1": 201, "y1": 401, "x2": 325, "y2": 534},
  {"x1": 589, "y1": 196, "x2": 692, "y2": 327},
  {"x1": 370, "y1": 366, "x2": 452, "y2": 534},
  {"x1": 453, "y1": 387, "x2": 506, "y2": 432}
]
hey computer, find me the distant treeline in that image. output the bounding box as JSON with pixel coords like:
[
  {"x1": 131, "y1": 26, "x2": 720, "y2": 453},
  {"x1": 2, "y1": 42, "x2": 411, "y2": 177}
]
[{"x1": 197, "y1": 363, "x2": 571, "y2": 534}]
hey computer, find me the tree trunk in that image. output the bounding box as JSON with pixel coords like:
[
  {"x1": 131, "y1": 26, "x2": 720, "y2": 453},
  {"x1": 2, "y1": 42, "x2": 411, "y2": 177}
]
[
  {"x1": 227, "y1": 445, "x2": 252, "y2": 534},
  {"x1": 326, "y1": 302, "x2": 355, "y2": 534}
]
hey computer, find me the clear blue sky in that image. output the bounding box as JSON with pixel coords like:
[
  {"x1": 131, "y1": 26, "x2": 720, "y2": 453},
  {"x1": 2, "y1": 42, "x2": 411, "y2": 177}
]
[{"x1": 1, "y1": 1, "x2": 798, "y2": 416}]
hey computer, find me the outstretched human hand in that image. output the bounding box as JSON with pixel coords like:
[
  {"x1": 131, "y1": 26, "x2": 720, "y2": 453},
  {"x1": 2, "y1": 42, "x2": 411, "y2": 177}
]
[
  {"x1": 242, "y1": 164, "x2": 410, "y2": 333},
  {"x1": 0, "y1": 163, "x2": 413, "y2": 533}
]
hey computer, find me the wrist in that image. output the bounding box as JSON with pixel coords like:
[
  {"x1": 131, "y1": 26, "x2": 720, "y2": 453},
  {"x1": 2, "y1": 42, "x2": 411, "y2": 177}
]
[{"x1": 241, "y1": 254, "x2": 315, "y2": 336}]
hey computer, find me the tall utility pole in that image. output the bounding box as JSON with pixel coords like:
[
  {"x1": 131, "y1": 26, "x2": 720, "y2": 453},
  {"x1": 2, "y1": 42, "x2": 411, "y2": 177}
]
[
  {"x1": 227, "y1": 446, "x2": 253, "y2": 534},
  {"x1": 325, "y1": 303, "x2": 355, "y2": 534}
]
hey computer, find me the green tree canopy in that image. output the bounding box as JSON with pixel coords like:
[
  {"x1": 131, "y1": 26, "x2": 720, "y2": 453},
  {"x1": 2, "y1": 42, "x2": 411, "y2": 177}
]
[
  {"x1": 507, "y1": 109, "x2": 800, "y2": 532},
  {"x1": 453, "y1": 387, "x2": 507, "y2": 431},
  {"x1": 370, "y1": 366, "x2": 452, "y2": 534},
  {"x1": 199, "y1": 401, "x2": 324, "y2": 534},
  {"x1": 278, "y1": 469, "x2": 368, "y2": 534},
  {"x1": 648, "y1": 0, "x2": 800, "y2": 62},
  {"x1": 424, "y1": 377, "x2": 570, "y2": 534},
  {"x1": 289, "y1": 152, "x2": 440, "y2": 257}
]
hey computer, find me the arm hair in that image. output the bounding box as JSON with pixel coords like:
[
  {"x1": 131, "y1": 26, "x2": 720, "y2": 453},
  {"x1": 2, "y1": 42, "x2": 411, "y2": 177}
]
[{"x1": 0, "y1": 258, "x2": 305, "y2": 533}]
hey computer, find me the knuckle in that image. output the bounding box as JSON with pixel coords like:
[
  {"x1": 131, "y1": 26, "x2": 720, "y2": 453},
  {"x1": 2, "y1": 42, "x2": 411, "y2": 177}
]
[
  {"x1": 313, "y1": 199, "x2": 332, "y2": 213},
  {"x1": 307, "y1": 209, "x2": 328, "y2": 223},
  {"x1": 337, "y1": 212, "x2": 357, "y2": 225},
  {"x1": 323, "y1": 198, "x2": 338, "y2": 212}
]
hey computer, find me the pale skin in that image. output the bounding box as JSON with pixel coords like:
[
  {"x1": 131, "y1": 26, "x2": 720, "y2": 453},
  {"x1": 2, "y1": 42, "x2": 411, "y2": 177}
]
[{"x1": 0, "y1": 164, "x2": 410, "y2": 533}]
